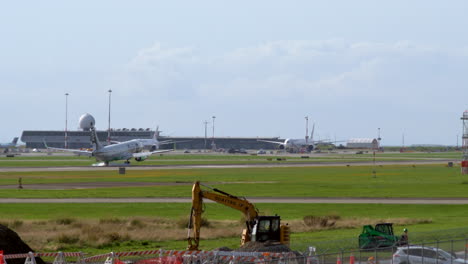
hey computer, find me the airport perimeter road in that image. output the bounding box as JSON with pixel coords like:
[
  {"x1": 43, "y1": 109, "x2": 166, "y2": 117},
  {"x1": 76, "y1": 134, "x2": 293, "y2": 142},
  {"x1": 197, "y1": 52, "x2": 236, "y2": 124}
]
[
  {"x1": 0, "y1": 159, "x2": 455, "y2": 172},
  {"x1": 2, "y1": 197, "x2": 468, "y2": 204}
]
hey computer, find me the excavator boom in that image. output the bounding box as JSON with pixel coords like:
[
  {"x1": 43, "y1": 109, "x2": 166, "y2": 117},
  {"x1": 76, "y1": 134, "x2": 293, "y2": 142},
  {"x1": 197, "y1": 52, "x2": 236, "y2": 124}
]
[{"x1": 187, "y1": 181, "x2": 290, "y2": 251}]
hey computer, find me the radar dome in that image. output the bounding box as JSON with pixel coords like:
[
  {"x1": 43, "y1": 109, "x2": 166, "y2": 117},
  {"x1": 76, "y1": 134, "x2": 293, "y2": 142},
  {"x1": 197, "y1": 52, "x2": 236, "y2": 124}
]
[{"x1": 79, "y1": 113, "x2": 95, "y2": 131}]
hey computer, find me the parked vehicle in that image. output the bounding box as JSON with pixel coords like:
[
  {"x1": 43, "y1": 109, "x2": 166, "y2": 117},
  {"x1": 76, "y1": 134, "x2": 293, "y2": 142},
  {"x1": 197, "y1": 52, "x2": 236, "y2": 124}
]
[
  {"x1": 393, "y1": 246, "x2": 465, "y2": 264},
  {"x1": 257, "y1": 149, "x2": 266, "y2": 154}
]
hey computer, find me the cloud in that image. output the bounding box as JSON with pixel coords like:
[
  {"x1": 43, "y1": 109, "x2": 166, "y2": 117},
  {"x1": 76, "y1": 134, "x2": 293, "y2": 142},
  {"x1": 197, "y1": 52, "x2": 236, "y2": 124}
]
[{"x1": 119, "y1": 40, "x2": 467, "y2": 103}]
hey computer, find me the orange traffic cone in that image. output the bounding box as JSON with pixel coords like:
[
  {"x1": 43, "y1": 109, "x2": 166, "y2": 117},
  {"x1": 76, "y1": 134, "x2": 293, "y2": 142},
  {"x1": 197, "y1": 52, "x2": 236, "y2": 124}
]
[
  {"x1": 0, "y1": 250, "x2": 4, "y2": 264},
  {"x1": 350, "y1": 254, "x2": 355, "y2": 264},
  {"x1": 337, "y1": 256, "x2": 342, "y2": 264}
]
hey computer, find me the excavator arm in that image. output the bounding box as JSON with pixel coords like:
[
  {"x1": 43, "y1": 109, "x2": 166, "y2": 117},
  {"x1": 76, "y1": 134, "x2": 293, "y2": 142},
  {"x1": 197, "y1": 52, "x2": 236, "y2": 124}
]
[{"x1": 187, "y1": 181, "x2": 259, "y2": 250}]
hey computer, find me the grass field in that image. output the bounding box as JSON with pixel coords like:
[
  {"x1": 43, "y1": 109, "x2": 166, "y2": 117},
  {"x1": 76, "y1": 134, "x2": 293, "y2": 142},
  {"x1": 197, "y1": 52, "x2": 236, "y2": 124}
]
[
  {"x1": 2, "y1": 203, "x2": 468, "y2": 254},
  {"x1": 0, "y1": 154, "x2": 467, "y2": 255},
  {"x1": 0, "y1": 151, "x2": 459, "y2": 167},
  {"x1": 0, "y1": 164, "x2": 466, "y2": 198}
]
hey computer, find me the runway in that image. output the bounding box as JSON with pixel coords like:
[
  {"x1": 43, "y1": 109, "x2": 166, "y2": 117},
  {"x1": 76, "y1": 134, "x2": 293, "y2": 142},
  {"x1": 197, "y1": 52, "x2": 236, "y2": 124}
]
[
  {"x1": 0, "y1": 159, "x2": 454, "y2": 172},
  {"x1": 2, "y1": 197, "x2": 468, "y2": 204}
]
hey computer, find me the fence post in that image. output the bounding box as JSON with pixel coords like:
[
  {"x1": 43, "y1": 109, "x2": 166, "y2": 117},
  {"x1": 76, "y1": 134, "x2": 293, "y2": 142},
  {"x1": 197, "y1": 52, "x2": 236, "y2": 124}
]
[
  {"x1": 104, "y1": 252, "x2": 115, "y2": 264},
  {"x1": 76, "y1": 252, "x2": 85, "y2": 264},
  {"x1": 391, "y1": 245, "x2": 395, "y2": 264},
  {"x1": 406, "y1": 241, "x2": 410, "y2": 264},
  {"x1": 24, "y1": 252, "x2": 37, "y2": 264},
  {"x1": 374, "y1": 248, "x2": 377, "y2": 264},
  {"x1": 422, "y1": 241, "x2": 425, "y2": 264},
  {"x1": 451, "y1": 240, "x2": 454, "y2": 264},
  {"x1": 52, "y1": 252, "x2": 66, "y2": 264},
  {"x1": 465, "y1": 238, "x2": 467, "y2": 262},
  {"x1": 436, "y1": 240, "x2": 439, "y2": 264}
]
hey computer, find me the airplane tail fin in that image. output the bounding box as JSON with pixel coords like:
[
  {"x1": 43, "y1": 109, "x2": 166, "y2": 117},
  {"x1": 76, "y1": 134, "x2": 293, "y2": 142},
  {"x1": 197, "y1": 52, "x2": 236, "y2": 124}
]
[
  {"x1": 12, "y1": 137, "x2": 18, "y2": 145},
  {"x1": 153, "y1": 126, "x2": 160, "y2": 149},
  {"x1": 90, "y1": 127, "x2": 103, "y2": 150},
  {"x1": 311, "y1": 123, "x2": 315, "y2": 143},
  {"x1": 154, "y1": 126, "x2": 160, "y2": 140}
]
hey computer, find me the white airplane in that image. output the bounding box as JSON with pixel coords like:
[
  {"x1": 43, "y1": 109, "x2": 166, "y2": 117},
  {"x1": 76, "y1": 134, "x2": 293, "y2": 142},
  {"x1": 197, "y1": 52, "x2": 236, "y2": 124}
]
[
  {"x1": 45, "y1": 127, "x2": 172, "y2": 166},
  {"x1": 0, "y1": 137, "x2": 19, "y2": 153},
  {"x1": 114, "y1": 127, "x2": 185, "y2": 151},
  {"x1": 0, "y1": 137, "x2": 19, "y2": 149},
  {"x1": 258, "y1": 121, "x2": 336, "y2": 153}
]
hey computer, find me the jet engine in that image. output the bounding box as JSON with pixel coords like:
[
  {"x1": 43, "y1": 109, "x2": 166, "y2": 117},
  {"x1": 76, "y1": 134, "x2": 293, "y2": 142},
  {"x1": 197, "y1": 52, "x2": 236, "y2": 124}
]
[
  {"x1": 135, "y1": 156, "x2": 148, "y2": 162},
  {"x1": 307, "y1": 145, "x2": 314, "y2": 152}
]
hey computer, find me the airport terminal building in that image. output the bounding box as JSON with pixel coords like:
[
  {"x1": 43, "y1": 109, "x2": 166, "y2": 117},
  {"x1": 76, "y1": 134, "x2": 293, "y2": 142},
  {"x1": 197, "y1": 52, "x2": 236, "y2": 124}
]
[
  {"x1": 21, "y1": 113, "x2": 279, "y2": 150},
  {"x1": 346, "y1": 138, "x2": 379, "y2": 149},
  {"x1": 20, "y1": 129, "x2": 280, "y2": 150}
]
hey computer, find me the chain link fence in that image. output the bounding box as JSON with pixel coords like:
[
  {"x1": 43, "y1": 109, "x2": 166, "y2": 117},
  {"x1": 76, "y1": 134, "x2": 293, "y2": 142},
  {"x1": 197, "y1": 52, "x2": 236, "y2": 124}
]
[
  {"x1": 290, "y1": 227, "x2": 468, "y2": 254},
  {"x1": 247, "y1": 238, "x2": 468, "y2": 264}
]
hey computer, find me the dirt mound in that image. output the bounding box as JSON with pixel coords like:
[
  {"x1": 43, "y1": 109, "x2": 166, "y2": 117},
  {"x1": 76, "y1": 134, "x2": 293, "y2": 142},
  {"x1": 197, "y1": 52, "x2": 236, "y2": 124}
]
[
  {"x1": 235, "y1": 241, "x2": 292, "y2": 253},
  {"x1": 0, "y1": 224, "x2": 45, "y2": 264}
]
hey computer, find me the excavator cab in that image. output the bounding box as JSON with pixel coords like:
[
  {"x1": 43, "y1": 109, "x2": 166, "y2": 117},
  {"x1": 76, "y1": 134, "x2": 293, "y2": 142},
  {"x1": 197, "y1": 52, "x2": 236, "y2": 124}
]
[{"x1": 251, "y1": 216, "x2": 281, "y2": 242}]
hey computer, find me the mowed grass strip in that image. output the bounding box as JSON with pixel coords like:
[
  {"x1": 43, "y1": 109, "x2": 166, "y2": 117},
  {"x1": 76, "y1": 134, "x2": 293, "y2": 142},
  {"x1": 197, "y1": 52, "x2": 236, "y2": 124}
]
[
  {"x1": 1, "y1": 203, "x2": 462, "y2": 225},
  {"x1": 0, "y1": 165, "x2": 467, "y2": 198},
  {"x1": 0, "y1": 151, "x2": 457, "y2": 167}
]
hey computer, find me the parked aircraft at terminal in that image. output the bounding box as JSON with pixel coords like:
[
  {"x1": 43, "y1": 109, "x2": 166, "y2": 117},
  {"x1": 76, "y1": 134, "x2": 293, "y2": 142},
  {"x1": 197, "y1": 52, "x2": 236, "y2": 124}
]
[
  {"x1": 0, "y1": 137, "x2": 19, "y2": 149},
  {"x1": 0, "y1": 137, "x2": 19, "y2": 152},
  {"x1": 258, "y1": 123, "x2": 337, "y2": 152},
  {"x1": 45, "y1": 127, "x2": 172, "y2": 166}
]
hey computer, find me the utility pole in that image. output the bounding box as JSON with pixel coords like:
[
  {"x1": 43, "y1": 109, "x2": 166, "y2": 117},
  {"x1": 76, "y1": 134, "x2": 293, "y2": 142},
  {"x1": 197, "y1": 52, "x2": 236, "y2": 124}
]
[
  {"x1": 377, "y1": 127, "x2": 381, "y2": 150},
  {"x1": 107, "y1": 89, "x2": 112, "y2": 143},
  {"x1": 65, "y1": 93, "x2": 69, "y2": 148},
  {"x1": 204, "y1": 120, "x2": 208, "y2": 152},
  {"x1": 211, "y1": 116, "x2": 216, "y2": 150}
]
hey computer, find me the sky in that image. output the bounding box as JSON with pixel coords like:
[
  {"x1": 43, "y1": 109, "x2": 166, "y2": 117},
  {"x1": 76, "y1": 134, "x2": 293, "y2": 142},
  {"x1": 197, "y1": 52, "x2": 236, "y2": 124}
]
[{"x1": 0, "y1": 1, "x2": 467, "y2": 146}]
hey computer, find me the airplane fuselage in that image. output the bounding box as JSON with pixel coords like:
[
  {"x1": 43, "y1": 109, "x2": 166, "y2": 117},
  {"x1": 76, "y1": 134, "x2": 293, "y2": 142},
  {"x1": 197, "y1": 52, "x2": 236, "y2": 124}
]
[
  {"x1": 284, "y1": 138, "x2": 314, "y2": 150},
  {"x1": 0, "y1": 143, "x2": 16, "y2": 148},
  {"x1": 94, "y1": 140, "x2": 144, "y2": 162}
]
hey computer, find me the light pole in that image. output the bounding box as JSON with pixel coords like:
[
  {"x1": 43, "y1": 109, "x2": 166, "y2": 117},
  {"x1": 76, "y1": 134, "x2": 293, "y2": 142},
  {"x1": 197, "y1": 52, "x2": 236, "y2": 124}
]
[
  {"x1": 65, "y1": 93, "x2": 69, "y2": 148},
  {"x1": 107, "y1": 89, "x2": 112, "y2": 143},
  {"x1": 377, "y1": 127, "x2": 381, "y2": 150},
  {"x1": 204, "y1": 120, "x2": 208, "y2": 152},
  {"x1": 211, "y1": 116, "x2": 216, "y2": 150}
]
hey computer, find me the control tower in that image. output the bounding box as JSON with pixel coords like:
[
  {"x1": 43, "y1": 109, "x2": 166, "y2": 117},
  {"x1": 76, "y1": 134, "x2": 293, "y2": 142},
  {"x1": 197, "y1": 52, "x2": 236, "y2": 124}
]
[{"x1": 462, "y1": 111, "x2": 468, "y2": 174}]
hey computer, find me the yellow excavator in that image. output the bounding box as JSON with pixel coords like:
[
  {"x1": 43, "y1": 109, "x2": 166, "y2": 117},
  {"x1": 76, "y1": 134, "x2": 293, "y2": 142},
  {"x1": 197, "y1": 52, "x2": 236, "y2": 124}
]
[{"x1": 187, "y1": 181, "x2": 290, "y2": 251}]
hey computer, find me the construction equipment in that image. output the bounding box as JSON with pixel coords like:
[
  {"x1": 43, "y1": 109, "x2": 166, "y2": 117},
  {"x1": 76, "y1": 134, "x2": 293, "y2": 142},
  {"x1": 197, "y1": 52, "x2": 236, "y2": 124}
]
[
  {"x1": 359, "y1": 223, "x2": 407, "y2": 249},
  {"x1": 187, "y1": 181, "x2": 290, "y2": 250}
]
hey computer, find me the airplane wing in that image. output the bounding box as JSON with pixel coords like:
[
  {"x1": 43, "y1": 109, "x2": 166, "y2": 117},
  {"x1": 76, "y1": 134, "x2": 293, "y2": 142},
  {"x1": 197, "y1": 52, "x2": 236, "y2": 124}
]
[
  {"x1": 158, "y1": 140, "x2": 192, "y2": 145},
  {"x1": 257, "y1": 139, "x2": 285, "y2": 146},
  {"x1": 313, "y1": 140, "x2": 346, "y2": 145},
  {"x1": 132, "y1": 149, "x2": 173, "y2": 158},
  {"x1": 43, "y1": 141, "x2": 94, "y2": 156}
]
